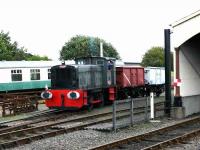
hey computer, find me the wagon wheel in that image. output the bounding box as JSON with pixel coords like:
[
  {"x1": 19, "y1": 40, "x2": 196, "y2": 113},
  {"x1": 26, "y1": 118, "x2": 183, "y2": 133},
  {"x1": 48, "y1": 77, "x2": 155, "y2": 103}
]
[
  {"x1": 156, "y1": 91, "x2": 161, "y2": 97},
  {"x1": 156, "y1": 87, "x2": 162, "y2": 97},
  {"x1": 139, "y1": 88, "x2": 145, "y2": 97}
]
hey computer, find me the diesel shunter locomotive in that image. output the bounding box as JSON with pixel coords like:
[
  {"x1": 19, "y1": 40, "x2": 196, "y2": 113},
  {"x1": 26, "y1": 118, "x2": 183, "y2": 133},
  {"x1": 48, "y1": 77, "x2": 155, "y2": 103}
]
[
  {"x1": 41, "y1": 56, "x2": 165, "y2": 110},
  {"x1": 41, "y1": 57, "x2": 116, "y2": 109}
]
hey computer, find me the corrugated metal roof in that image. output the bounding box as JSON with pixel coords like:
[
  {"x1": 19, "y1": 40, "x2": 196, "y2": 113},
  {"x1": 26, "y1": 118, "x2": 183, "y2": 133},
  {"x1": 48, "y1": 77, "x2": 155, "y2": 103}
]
[
  {"x1": 170, "y1": 10, "x2": 200, "y2": 28},
  {"x1": 0, "y1": 60, "x2": 75, "y2": 69}
]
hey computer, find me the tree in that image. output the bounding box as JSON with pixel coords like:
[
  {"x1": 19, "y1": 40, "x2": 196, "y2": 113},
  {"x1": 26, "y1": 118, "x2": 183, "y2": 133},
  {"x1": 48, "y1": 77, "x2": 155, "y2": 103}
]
[
  {"x1": 0, "y1": 30, "x2": 50, "y2": 61},
  {"x1": 0, "y1": 31, "x2": 26, "y2": 60},
  {"x1": 141, "y1": 46, "x2": 174, "y2": 71},
  {"x1": 60, "y1": 35, "x2": 120, "y2": 60},
  {"x1": 26, "y1": 54, "x2": 50, "y2": 61},
  {"x1": 141, "y1": 47, "x2": 164, "y2": 67}
]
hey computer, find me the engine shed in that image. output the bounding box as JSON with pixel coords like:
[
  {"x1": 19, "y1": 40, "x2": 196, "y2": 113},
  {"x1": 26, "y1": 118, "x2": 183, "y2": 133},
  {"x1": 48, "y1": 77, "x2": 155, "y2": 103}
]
[{"x1": 171, "y1": 10, "x2": 200, "y2": 116}]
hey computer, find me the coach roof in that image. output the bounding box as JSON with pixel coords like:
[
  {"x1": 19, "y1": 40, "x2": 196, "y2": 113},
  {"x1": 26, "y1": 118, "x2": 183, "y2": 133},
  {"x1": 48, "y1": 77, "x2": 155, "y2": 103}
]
[{"x1": 0, "y1": 60, "x2": 74, "y2": 69}]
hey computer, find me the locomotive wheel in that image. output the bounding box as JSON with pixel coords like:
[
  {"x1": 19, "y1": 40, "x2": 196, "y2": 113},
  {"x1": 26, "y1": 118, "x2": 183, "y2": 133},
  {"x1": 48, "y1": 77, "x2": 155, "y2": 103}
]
[
  {"x1": 88, "y1": 104, "x2": 93, "y2": 111},
  {"x1": 87, "y1": 96, "x2": 94, "y2": 111},
  {"x1": 48, "y1": 107, "x2": 53, "y2": 109},
  {"x1": 156, "y1": 92, "x2": 161, "y2": 97},
  {"x1": 99, "y1": 94, "x2": 104, "y2": 107}
]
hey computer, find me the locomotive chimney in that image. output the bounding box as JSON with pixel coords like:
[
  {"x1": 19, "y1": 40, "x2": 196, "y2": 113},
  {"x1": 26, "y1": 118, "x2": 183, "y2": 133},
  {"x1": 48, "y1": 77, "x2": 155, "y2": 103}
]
[
  {"x1": 100, "y1": 42, "x2": 103, "y2": 57},
  {"x1": 61, "y1": 60, "x2": 65, "y2": 65}
]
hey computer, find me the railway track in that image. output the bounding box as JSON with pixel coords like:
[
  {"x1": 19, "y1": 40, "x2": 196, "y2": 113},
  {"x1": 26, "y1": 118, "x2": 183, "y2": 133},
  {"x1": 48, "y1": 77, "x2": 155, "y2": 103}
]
[
  {"x1": 0, "y1": 100, "x2": 164, "y2": 130},
  {"x1": 89, "y1": 116, "x2": 200, "y2": 150},
  {"x1": 0, "y1": 102, "x2": 164, "y2": 149},
  {"x1": 0, "y1": 108, "x2": 63, "y2": 125},
  {"x1": 0, "y1": 108, "x2": 68, "y2": 132}
]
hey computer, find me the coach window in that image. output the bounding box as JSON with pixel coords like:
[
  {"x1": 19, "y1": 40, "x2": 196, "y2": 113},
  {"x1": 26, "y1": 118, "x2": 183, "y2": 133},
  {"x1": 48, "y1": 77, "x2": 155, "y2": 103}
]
[
  {"x1": 11, "y1": 69, "x2": 22, "y2": 81},
  {"x1": 30, "y1": 69, "x2": 40, "y2": 80},
  {"x1": 48, "y1": 69, "x2": 51, "y2": 79}
]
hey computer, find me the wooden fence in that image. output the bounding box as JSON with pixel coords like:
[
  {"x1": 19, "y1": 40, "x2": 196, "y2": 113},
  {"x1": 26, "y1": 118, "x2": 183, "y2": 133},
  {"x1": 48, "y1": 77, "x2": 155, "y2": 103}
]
[{"x1": 0, "y1": 92, "x2": 41, "y2": 117}]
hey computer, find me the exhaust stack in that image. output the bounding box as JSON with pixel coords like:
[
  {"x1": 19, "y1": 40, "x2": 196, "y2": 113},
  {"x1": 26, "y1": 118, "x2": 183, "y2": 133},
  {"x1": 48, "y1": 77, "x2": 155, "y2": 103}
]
[{"x1": 100, "y1": 42, "x2": 103, "y2": 57}]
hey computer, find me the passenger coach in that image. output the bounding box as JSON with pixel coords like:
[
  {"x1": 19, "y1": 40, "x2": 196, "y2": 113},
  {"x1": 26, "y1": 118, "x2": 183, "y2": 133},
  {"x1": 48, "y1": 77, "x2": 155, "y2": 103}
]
[{"x1": 0, "y1": 61, "x2": 73, "y2": 92}]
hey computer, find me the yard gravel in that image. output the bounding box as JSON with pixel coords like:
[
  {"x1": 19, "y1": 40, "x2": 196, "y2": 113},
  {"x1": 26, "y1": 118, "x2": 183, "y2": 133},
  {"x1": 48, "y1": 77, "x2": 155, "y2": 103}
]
[
  {"x1": 6, "y1": 96, "x2": 181, "y2": 150},
  {"x1": 8, "y1": 114, "x2": 185, "y2": 150}
]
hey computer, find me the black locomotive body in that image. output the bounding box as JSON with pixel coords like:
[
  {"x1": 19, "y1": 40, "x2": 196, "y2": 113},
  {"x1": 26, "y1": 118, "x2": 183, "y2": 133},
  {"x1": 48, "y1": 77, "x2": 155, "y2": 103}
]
[{"x1": 43, "y1": 57, "x2": 116, "y2": 109}]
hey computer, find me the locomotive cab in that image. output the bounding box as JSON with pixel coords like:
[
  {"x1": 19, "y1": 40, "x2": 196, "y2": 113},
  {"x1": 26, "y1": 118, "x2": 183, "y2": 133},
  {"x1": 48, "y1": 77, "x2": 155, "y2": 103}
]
[
  {"x1": 51, "y1": 65, "x2": 78, "y2": 89},
  {"x1": 75, "y1": 56, "x2": 116, "y2": 87}
]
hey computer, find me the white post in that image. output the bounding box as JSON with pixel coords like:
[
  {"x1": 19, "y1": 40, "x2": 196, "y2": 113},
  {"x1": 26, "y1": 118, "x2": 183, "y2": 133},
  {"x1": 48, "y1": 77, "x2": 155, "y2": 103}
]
[
  {"x1": 150, "y1": 92, "x2": 154, "y2": 119},
  {"x1": 100, "y1": 42, "x2": 103, "y2": 57}
]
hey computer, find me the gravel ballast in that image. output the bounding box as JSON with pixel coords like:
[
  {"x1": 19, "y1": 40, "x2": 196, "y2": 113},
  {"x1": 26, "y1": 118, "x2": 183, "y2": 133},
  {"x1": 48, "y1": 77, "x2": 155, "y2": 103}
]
[
  {"x1": 8, "y1": 115, "x2": 191, "y2": 150},
  {"x1": 6, "y1": 95, "x2": 195, "y2": 150}
]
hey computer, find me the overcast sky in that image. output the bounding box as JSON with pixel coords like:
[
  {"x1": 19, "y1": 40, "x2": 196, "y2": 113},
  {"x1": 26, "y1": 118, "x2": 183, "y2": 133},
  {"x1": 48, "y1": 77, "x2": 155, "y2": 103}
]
[{"x1": 0, "y1": 0, "x2": 199, "y2": 62}]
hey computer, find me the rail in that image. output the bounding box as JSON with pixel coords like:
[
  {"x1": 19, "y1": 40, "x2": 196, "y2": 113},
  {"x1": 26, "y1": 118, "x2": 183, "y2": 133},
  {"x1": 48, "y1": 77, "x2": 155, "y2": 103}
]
[{"x1": 89, "y1": 116, "x2": 200, "y2": 150}]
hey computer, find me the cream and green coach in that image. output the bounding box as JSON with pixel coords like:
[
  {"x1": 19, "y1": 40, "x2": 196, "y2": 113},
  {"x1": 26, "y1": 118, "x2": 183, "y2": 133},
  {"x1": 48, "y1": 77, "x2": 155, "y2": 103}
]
[{"x1": 0, "y1": 61, "x2": 74, "y2": 92}]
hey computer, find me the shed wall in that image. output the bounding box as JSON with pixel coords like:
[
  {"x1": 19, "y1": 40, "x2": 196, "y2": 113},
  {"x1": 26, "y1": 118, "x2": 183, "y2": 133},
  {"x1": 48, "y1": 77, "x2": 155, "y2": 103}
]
[
  {"x1": 179, "y1": 34, "x2": 200, "y2": 97},
  {"x1": 172, "y1": 10, "x2": 200, "y2": 117},
  {"x1": 172, "y1": 14, "x2": 200, "y2": 47}
]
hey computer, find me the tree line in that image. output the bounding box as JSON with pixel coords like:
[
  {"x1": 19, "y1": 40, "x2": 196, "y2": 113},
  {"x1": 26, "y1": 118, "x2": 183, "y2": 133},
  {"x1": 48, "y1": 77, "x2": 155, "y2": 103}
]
[
  {"x1": 0, "y1": 31, "x2": 49, "y2": 61},
  {"x1": 60, "y1": 35, "x2": 120, "y2": 60},
  {"x1": 141, "y1": 46, "x2": 173, "y2": 71},
  {"x1": 60, "y1": 35, "x2": 173, "y2": 70},
  {"x1": 0, "y1": 30, "x2": 172, "y2": 69}
]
